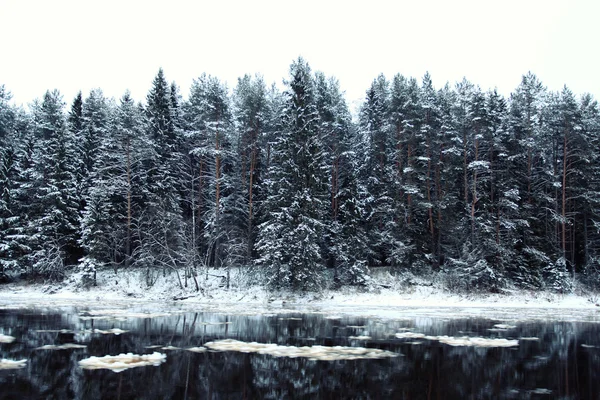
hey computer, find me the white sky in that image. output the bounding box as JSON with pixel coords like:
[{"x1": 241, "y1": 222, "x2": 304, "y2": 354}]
[{"x1": 1, "y1": 0, "x2": 599, "y2": 110}]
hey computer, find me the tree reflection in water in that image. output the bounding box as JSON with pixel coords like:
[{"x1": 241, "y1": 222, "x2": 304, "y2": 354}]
[{"x1": 0, "y1": 307, "x2": 599, "y2": 399}]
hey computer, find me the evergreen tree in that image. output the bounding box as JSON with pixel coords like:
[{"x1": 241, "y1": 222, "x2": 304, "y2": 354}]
[
  {"x1": 233, "y1": 74, "x2": 269, "y2": 264},
  {"x1": 28, "y1": 90, "x2": 80, "y2": 279},
  {"x1": 256, "y1": 58, "x2": 328, "y2": 290},
  {"x1": 136, "y1": 69, "x2": 185, "y2": 282},
  {"x1": 315, "y1": 73, "x2": 368, "y2": 286},
  {"x1": 0, "y1": 86, "x2": 18, "y2": 279}
]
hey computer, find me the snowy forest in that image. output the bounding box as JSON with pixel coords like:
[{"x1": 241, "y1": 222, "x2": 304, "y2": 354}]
[{"x1": 1, "y1": 57, "x2": 600, "y2": 293}]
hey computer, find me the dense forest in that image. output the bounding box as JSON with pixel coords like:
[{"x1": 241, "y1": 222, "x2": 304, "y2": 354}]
[{"x1": 1, "y1": 57, "x2": 600, "y2": 293}]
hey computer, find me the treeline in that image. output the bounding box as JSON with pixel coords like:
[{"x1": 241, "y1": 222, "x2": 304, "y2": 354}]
[{"x1": 1, "y1": 57, "x2": 600, "y2": 292}]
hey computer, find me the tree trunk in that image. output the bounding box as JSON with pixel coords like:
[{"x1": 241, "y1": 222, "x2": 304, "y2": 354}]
[
  {"x1": 561, "y1": 127, "x2": 567, "y2": 260},
  {"x1": 125, "y1": 137, "x2": 132, "y2": 270}
]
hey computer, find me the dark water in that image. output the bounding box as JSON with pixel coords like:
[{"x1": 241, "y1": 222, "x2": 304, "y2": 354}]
[{"x1": 0, "y1": 303, "x2": 599, "y2": 400}]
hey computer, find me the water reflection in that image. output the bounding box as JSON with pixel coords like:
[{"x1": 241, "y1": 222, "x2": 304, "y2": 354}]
[{"x1": 0, "y1": 305, "x2": 599, "y2": 399}]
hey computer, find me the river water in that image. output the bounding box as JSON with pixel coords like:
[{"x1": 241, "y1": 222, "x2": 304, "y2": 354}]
[{"x1": 0, "y1": 301, "x2": 599, "y2": 399}]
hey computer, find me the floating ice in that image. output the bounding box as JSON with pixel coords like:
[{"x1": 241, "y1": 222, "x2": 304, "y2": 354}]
[
  {"x1": 203, "y1": 339, "x2": 398, "y2": 361},
  {"x1": 81, "y1": 309, "x2": 171, "y2": 319},
  {"x1": 436, "y1": 336, "x2": 519, "y2": 347},
  {"x1": 395, "y1": 332, "x2": 427, "y2": 339},
  {"x1": 85, "y1": 328, "x2": 128, "y2": 335},
  {"x1": 396, "y1": 332, "x2": 519, "y2": 347},
  {"x1": 493, "y1": 324, "x2": 517, "y2": 329},
  {"x1": 78, "y1": 352, "x2": 166, "y2": 373},
  {"x1": 161, "y1": 346, "x2": 180, "y2": 351},
  {"x1": 530, "y1": 388, "x2": 552, "y2": 395},
  {"x1": 348, "y1": 336, "x2": 371, "y2": 340},
  {"x1": 0, "y1": 334, "x2": 15, "y2": 343},
  {"x1": 36, "y1": 343, "x2": 87, "y2": 350},
  {"x1": 519, "y1": 337, "x2": 540, "y2": 341},
  {"x1": 186, "y1": 347, "x2": 207, "y2": 353},
  {"x1": 0, "y1": 359, "x2": 27, "y2": 370}
]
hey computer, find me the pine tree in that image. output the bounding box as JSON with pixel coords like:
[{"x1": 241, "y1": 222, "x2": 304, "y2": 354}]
[{"x1": 256, "y1": 58, "x2": 328, "y2": 290}]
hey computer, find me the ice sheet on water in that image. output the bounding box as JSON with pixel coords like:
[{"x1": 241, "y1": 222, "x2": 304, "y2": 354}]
[
  {"x1": 348, "y1": 336, "x2": 371, "y2": 340},
  {"x1": 203, "y1": 339, "x2": 398, "y2": 361},
  {"x1": 494, "y1": 324, "x2": 517, "y2": 329},
  {"x1": 0, "y1": 359, "x2": 27, "y2": 369},
  {"x1": 78, "y1": 352, "x2": 166, "y2": 373},
  {"x1": 186, "y1": 347, "x2": 207, "y2": 353},
  {"x1": 81, "y1": 309, "x2": 172, "y2": 319},
  {"x1": 396, "y1": 332, "x2": 519, "y2": 347},
  {"x1": 436, "y1": 336, "x2": 519, "y2": 347},
  {"x1": 36, "y1": 343, "x2": 87, "y2": 350},
  {"x1": 83, "y1": 328, "x2": 128, "y2": 335},
  {"x1": 0, "y1": 333, "x2": 15, "y2": 343}
]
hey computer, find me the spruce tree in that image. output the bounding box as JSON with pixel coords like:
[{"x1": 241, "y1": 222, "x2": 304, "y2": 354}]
[
  {"x1": 256, "y1": 57, "x2": 328, "y2": 290},
  {"x1": 29, "y1": 90, "x2": 80, "y2": 279}
]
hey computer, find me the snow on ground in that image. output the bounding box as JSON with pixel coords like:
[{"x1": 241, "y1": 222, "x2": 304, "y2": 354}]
[{"x1": 0, "y1": 267, "x2": 598, "y2": 321}]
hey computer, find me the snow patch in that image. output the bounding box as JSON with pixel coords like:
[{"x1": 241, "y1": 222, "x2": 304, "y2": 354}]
[{"x1": 78, "y1": 352, "x2": 166, "y2": 373}]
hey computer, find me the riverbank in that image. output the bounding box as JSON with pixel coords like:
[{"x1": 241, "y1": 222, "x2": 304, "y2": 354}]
[{"x1": 0, "y1": 267, "x2": 598, "y2": 318}]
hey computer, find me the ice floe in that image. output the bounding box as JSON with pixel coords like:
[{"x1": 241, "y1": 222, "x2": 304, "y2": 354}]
[
  {"x1": 395, "y1": 332, "x2": 519, "y2": 347},
  {"x1": 436, "y1": 336, "x2": 519, "y2": 347},
  {"x1": 348, "y1": 336, "x2": 371, "y2": 340},
  {"x1": 83, "y1": 328, "x2": 128, "y2": 335},
  {"x1": 36, "y1": 343, "x2": 87, "y2": 350},
  {"x1": 203, "y1": 339, "x2": 398, "y2": 361},
  {"x1": 0, "y1": 359, "x2": 27, "y2": 369},
  {"x1": 494, "y1": 324, "x2": 517, "y2": 329},
  {"x1": 186, "y1": 346, "x2": 207, "y2": 353},
  {"x1": 81, "y1": 309, "x2": 172, "y2": 320},
  {"x1": 78, "y1": 352, "x2": 166, "y2": 372},
  {"x1": 395, "y1": 332, "x2": 428, "y2": 339},
  {"x1": 0, "y1": 333, "x2": 15, "y2": 343}
]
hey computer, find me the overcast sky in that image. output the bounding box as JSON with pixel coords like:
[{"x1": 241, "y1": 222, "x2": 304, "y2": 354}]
[{"x1": 1, "y1": 0, "x2": 599, "y2": 110}]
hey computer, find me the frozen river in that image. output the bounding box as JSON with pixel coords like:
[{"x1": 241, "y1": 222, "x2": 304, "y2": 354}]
[{"x1": 1, "y1": 301, "x2": 599, "y2": 399}]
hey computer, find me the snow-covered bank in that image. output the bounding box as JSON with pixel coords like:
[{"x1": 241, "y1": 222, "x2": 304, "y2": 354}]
[{"x1": 0, "y1": 268, "x2": 598, "y2": 320}]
